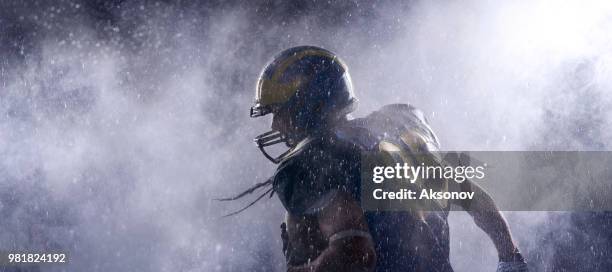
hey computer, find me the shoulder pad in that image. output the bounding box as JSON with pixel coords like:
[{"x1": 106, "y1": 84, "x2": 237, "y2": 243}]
[
  {"x1": 334, "y1": 123, "x2": 380, "y2": 152},
  {"x1": 360, "y1": 103, "x2": 440, "y2": 149}
]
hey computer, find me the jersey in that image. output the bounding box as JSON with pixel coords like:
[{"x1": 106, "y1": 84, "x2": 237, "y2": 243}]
[{"x1": 273, "y1": 103, "x2": 454, "y2": 271}]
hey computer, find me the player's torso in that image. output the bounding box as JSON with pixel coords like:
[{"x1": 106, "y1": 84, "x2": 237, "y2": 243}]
[{"x1": 276, "y1": 104, "x2": 454, "y2": 271}]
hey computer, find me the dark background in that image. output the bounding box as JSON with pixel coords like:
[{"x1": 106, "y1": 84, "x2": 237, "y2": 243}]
[{"x1": 1, "y1": 0, "x2": 611, "y2": 271}]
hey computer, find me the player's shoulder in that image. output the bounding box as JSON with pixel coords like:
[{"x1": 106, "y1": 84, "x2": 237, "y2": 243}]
[{"x1": 272, "y1": 134, "x2": 361, "y2": 215}]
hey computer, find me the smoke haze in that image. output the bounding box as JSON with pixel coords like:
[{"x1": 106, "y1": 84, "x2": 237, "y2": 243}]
[{"x1": 1, "y1": 0, "x2": 611, "y2": 271}]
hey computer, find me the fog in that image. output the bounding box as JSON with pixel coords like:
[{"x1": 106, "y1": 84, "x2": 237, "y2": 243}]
[{"x1": 1, "y1": 0, "x2": 611, "y2": 271}]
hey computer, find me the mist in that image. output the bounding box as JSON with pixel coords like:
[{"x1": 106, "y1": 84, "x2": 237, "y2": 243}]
[{"x1": 1, "y1": 0, "x2": 611, "y2": 271}]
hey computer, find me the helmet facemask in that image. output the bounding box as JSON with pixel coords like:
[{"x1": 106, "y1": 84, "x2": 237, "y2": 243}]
[
  {"x1": 252, "y1": 104, "x2": 310, "y2": 164},
  {"x1": 253, "y1": 130, "x2": 291, "y2": 164}
]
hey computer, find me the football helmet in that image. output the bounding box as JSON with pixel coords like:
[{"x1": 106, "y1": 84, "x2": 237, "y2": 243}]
[{"x1": 251, "y1": 46, "x2": 357, "y2": 163}]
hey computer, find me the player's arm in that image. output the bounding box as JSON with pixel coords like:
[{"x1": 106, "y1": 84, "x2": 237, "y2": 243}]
[
  {"x1": 452, "y1": 180, "x2": 527, "y2": 270},
  {"x1": 287, "y1": 191, "x2": 376, "y2": 272}
]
